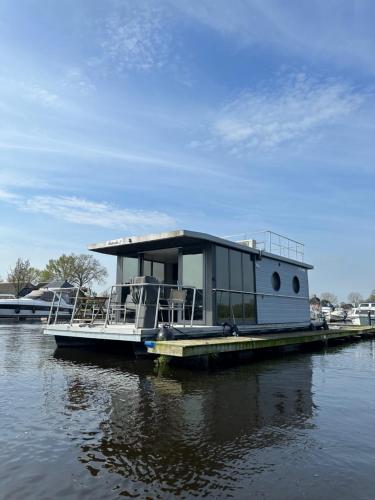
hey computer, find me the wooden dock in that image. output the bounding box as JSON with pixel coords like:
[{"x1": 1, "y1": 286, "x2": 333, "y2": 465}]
[{"x1": 146, "y1": 326, "x2": 375, "y2": 358}]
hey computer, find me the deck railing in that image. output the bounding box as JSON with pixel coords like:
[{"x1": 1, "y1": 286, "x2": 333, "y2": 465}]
[
  {"x1": 47, "y1": 283, "x2": 198, "y2": 329},
  {"x1": 224, "y1": 230, "x2": 304, "y2": 262}
]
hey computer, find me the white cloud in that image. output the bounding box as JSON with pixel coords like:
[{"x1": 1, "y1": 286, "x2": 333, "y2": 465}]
[
  {"x1": 0, "y1": 190, "x2": 176, "y2": 230},
  {"x1": 0, "y1": 188, "x2": 21, "y2": 203},
  {"x1": 0, "y1": 170, "x2": 52, "y2": 189},
  {"x1": 208, "y1": 74, "x2": 364, "y2": 153},
  {"x1": 25, "y1": 83, "x2": 61, "y2": 107},
  {"x1": 62, "y1": 68, "x2": 96, "y2": 94},
  {"x1": 100, "y1": 1, "x2": 172, "y2": 72},
  {"x1": 0, "y1": 76, "x2": 62, "y2": 108}
]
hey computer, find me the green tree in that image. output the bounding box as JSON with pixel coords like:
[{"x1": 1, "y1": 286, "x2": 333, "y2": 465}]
[
  {"x1": 367, "y1": 290, "x2": 375, "y2": 302},
  {"x1": 7, "y1": 258, "x2": 41, "y2": 296},
  {"x1": 42, "y1": 253, "x2": 108, "y2": 288}
]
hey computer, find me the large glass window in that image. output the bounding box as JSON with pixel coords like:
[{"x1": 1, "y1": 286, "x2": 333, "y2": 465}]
[
  {"x1": 230, "y1": 250, "x2": 242, "y2": 290},
  {"x1": 122, "y1": 257, "x2": 138, "y2": 282},
  {"x1": 143, "y1": 260, "x2": 165, "y2": 282},
  {"x1": 182, "y1": 252, "x2": 204, "y2": 322},
  {"x1": 242, "y1": 254, "x2": 254, "y2": 292},
  {"x1": 217, "y1": 291, "x2": 230, "y2": 322},
  {"x1": 182, "y1": 253, "x2": 203, "y2": 289},
  {"x1": 216, "y1": 246, "x2": 229, "y2": 289},
  {"x1": 143, "y1": 260, "x2": 152, "y2": 276},
  {"x1": 214, "y1": 245, "x2": 256, "y2": 325},
  {"x1": 244, "y1": 294, "x2": 256, "y2": 322},
  {"x1": 153, "y1": 262, "x2": 165, "y2": 282},
  {"x1": 230, "y1": 292, "x2": 243, "y2": 320}
]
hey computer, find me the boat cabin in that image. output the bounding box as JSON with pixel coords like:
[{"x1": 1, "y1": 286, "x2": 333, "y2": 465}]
[{"x1": 89, "y1": 229, "x2": 312, "y2": 331}]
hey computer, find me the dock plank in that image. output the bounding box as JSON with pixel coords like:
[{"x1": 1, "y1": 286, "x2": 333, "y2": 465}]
[{"x1": 146, "y1": 327, "x2": 375, "y2": 357}]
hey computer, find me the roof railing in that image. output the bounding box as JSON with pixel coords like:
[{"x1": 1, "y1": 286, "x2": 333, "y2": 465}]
[{"x1": 224, "y1": 230, "x2": 305, "y2": 262}]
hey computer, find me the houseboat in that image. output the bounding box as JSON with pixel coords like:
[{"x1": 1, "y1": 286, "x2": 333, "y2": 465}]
[{"x1": 44, "y1": 229, "x2": 316, "y2": 347}]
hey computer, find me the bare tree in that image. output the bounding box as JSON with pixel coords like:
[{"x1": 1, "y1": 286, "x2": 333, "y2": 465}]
[
  {"x1": 42, "y1": 253, "x2": 108, "y2": 288},
  {"x1": 367, "y1": 290, "x2": 375, "y2": 303},
  {"x1": 7, "y1": 258, "x2": 41, "y2": 296},
  {"x1": 320, "y1": 292, "x2": 338, "y2": 306},
  {"x1": 347, "y1": 292, "x2": 363, "y2": 306}
]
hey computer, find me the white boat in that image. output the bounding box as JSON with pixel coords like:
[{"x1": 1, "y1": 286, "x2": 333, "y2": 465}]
[
  {"x1": 347, "y1": 307, "x2": 359, "y2": 321},
  {"x1": 351, "y1": 303, "x2": 375, "y2": 326},
  {"x1": 329, "y1": 307, "x2": 347, "y2": 322},
  {"x1": 0, "y1": 288, "x2": 73, "y2": 320},
  {"x1": 321, "y1": 305, "x2": 333, "y2": 321}
]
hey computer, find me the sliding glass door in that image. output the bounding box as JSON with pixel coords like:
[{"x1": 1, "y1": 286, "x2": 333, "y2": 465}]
[{"x1": 181, "y1": 250, "x2": 204, "y2": 322}]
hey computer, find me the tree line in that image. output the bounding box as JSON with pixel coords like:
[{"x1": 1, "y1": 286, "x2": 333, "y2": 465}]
[
  {"x1": 0, "y1": 254, "x2": 108, "y2": 295},
  {"x1": 311, "y1": 291, "x2": 375, "y2": 307}
]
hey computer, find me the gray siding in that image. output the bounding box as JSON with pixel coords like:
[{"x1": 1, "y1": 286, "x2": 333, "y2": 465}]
[{"x1": 255, "y1": 257, "x2": 310, "y2": 324}]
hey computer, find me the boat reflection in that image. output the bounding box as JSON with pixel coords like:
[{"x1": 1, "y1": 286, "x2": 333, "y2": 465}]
[{"x1": 54, "y1": 348, "x2": 315, "y2": 497}]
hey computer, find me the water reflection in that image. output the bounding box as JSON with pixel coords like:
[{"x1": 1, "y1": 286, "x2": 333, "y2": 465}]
[
  {"x1": 54, "y1": 347, "x2": 315, "y2": 497},
  {"x1": 4, "y1": 326, "x2": 375, "y2": 499}
]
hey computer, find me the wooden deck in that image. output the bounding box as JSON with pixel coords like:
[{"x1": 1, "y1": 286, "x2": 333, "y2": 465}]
[{"x1": 146, "y1": 326, "x2": 375, "y2": 357}]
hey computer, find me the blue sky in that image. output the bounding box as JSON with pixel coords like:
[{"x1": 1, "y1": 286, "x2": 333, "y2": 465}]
[{"x1": 0, "y1": 0, "x2": 374, "y2": 300}]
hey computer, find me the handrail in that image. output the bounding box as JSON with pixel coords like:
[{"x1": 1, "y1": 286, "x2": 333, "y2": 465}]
[
  {"x1": 46, "y1": 287, "x2": 79, "y2": 325},
  {"x1": 223, "y1": 230, "x2": 304, "y2": 262},
  {"x1": 213, "y1": 288, "x2": 309, "y2": 300},
  {"x1": 46, "y1": 283, "x2": 199, "y2": 329},
  {"x1": 105, "y1": 283, "x2": 198, "y2": 328},
  {"x1": 48, "y1": 283, "x2": 201, "y2": 328}
]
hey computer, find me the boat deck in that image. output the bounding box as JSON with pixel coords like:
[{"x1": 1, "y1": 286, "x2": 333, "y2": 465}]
[
  {"x1": 145, "y1": 326, "x2": 375, "y2": 357},
  {"x1": 44, "y1": 321, "x2": 311, "y2": 343}
]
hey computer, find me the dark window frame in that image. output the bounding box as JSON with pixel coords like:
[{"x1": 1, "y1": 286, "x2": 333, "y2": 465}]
[
  {"x1": 292, "y1": 276, "x2": 300, "y2": 294},
  {"x1": 271, "y1": 271, "x2": 281, "y2": 292}
]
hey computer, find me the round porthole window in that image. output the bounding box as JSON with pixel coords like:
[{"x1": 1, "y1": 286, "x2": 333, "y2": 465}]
[
  {"x1": 271, "y1": 272, "x2": 281, "y2": 291},
  {"x1": 292, "y1": 276, "x2": 300, "y2": 294}
]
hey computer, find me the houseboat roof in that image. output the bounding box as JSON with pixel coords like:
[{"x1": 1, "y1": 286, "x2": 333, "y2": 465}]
[{"x1": 89, "y1": 229, "x2": 313, "y2": 269}]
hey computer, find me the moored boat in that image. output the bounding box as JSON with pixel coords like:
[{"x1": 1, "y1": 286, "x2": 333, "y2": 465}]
[
  {"x1": 0, "y1": 288, "x2": 72, "y2": 321},
  {"x1": 351, "y1": 303, "x2": 375, "y2": 326}
]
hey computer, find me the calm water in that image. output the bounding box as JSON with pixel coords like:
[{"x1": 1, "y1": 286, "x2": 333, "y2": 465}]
[{"x1": 1, "y1": 325, "x2": 375, "y2": 499}]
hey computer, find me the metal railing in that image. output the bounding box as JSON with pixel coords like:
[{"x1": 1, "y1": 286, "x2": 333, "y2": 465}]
[
  {"x1": 104, "y1": 283, "x2": 197, "y2": 328},
  {"x1": 224, "y1": 230, "x2": 304, "y2": 262},
  {"x1": 48, "y1": 283, "x2": 198, "y2": 329},
  {"x1": 48, "y1": 287, "x2": 79, "y2": 325}
]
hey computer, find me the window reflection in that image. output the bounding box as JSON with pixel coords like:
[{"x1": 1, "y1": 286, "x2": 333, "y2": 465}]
[
  {"x1": 182, "y1": 252, "x2": 204, "y2": 322},
  {"x1": 122, "y1": 257, "x2": 138, "y2": 282},
  {"x1": 215, "y1": 246, "x2": 256, "y2": 324}
]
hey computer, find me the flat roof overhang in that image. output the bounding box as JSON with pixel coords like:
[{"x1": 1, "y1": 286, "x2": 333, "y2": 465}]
[{"x1": 88, "y1": 229, "x2": 313, "y2": 269}]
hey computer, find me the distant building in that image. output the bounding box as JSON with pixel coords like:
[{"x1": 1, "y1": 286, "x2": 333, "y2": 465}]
[
  {"x1": 309, "y1": 295, "x2": 321, "y2": 310},
  {"x1": 0, "y1": 282, "x2": 36, "y2": 297}
]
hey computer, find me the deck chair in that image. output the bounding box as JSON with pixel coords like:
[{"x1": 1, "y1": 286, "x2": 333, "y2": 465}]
[{"x1": 158, "y1": 288, "x2": 187, "y2": 325}]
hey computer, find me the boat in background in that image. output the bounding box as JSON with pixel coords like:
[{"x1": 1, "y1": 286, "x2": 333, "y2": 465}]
[
  {"x1": 0, "y1": 288, "x2": 73, "y2": 321},
  {"x1": 351, "y1": 303, "x2": 375, "y2": 326},
  {"x1": 329, "y1": 307, "x2": 347, "y2": 322}
]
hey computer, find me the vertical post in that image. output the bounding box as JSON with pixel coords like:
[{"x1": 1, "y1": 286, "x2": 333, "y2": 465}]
[
  {"x1": 154, "y1": 285, "x2": 161, "y2": 329},
  {"x1": 191, "y1": 287, "x2": 196, "y2": 327},
  {"x1": 54, "y1": 292, "x2": 62, "y2": 324},
  {"x1": 70, "y1": 287, "x2": 80, "y2": 326},
  {"x1": 136, "y1": 285, "x2": 144, "y2": 330},
  {"x1": 48, "y1": 292, "x2": 56, "y2": 325},
  {"x1": 105, "y1": 286, "x2": 114, "y2": 327}
]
